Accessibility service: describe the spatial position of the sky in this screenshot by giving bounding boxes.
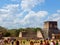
[0,0,60,29]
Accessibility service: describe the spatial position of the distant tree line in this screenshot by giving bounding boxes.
[0,26,42,37]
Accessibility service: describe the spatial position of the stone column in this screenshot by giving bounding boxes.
[37,30,43,38]
[52,34,55,39]
[19,32,22,37]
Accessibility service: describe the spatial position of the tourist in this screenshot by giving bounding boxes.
[4,39,8,44]
[56,40,58,45]
[0,39,4,45]
[11,40,14,45]
[16,40,19,45]
[50,40,53,45]
[23,41,25,44]
[7,38,11,44]
[52,40,55,45]
[40,40,43,45]
[46,39,50,45]
[58,40,60,45]
[43,40,46,45]
[50,40,55,45]
[30,41,34,45]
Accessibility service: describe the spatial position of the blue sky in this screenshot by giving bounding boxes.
[0,0,60,29]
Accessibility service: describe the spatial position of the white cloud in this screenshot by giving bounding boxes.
[16,10,48,28]
[48,13,60,21]
[23,11,48,21]
[0,0,60,29]
[0,2,48,29]
[57,10,60,13]
[0,3,60,29]
[0,9,10,13]
[0,18,3,22]
[45,10,60,29]
[21,0,45,10]
[3,4,19,13]
[0,4,20,28]
[1,0,60,29]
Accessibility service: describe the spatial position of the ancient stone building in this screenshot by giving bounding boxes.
[19,21,60,39]
[43,21,60,39]
[19,29,43,39]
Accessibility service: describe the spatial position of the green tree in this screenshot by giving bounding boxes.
[4,32,11,37]
[0,26,7,37]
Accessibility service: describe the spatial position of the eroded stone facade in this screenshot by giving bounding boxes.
[19,21,60,39]
[43,21,60,39]
[19,30,43,39]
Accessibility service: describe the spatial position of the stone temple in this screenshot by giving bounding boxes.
[19,21,60,39]
[43,21,60,39]
[19,29,43,39]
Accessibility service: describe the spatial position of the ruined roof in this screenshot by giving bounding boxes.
[44,21,57,23]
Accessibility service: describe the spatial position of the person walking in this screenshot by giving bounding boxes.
[11,40,14,45]
[58,40,60,45]
[40,40,43,45]
[50,40,54,45]
[43,40,46,45]
[30,41,34,45]
[46,40,50,45]
[52,40,55,45]
[0,39,4,45]
[16,40,19,45]
[56,40,58,45]
[50,40,55,45]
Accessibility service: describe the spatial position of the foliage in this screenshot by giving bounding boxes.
[4,32,11,37]
[0,26,42,37]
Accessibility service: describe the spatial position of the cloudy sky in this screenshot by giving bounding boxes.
[0,0,60,29]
